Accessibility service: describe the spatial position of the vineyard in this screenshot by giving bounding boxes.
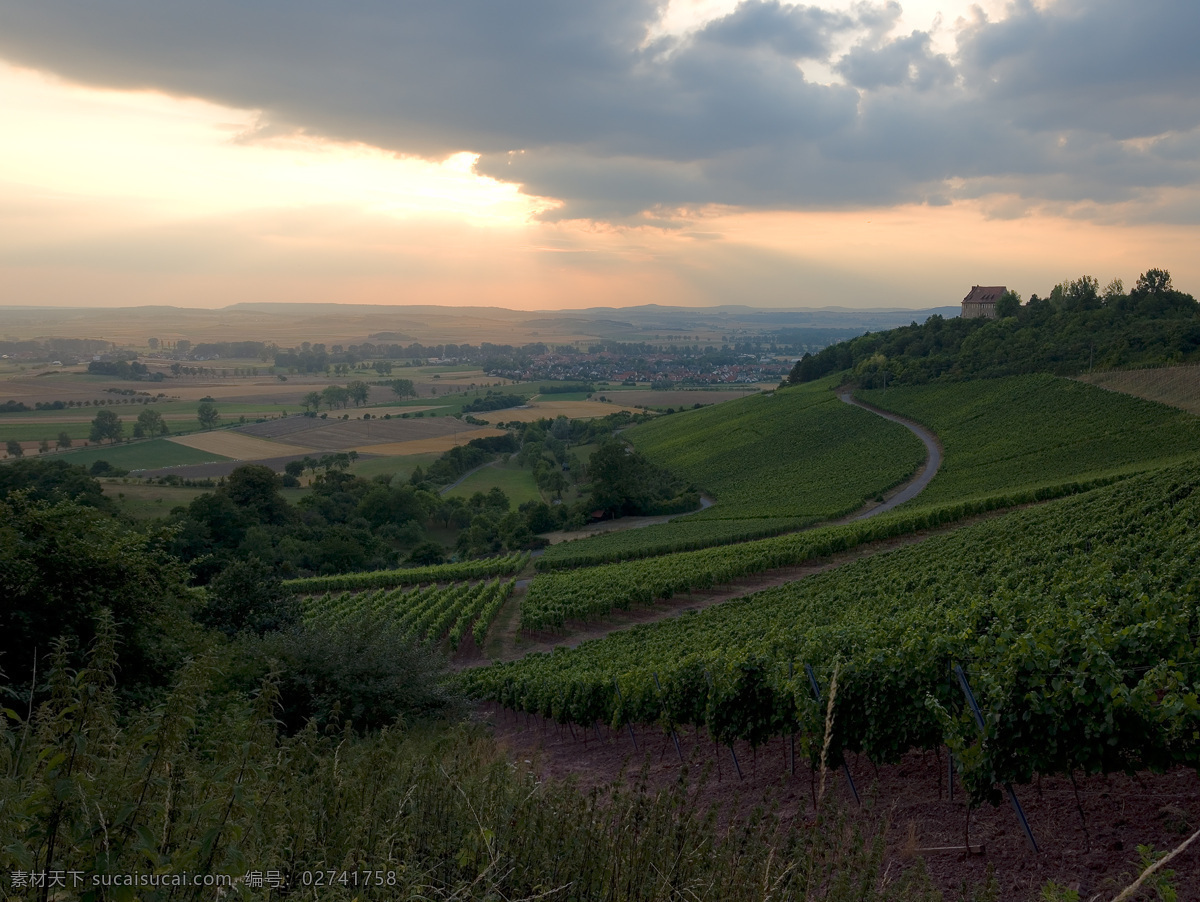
[304,578,516,649]
[530,380,925,568]
[463,458,1200,804]
[282,552,529,593]
[518,475,1124,630]
[535,516,805,570]
[858,373,1200,506]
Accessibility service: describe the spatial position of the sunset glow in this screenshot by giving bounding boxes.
[1,0,1198,310]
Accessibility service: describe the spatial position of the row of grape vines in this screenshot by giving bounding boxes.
[520,475,1123,630]
[283,552,529,594]
[536,517,806,570]
[304,578,516,649]
[466,459,1200,803]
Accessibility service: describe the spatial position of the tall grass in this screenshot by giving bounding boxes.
[1,619,940,901]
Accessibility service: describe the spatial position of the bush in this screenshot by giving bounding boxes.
[263,614,460,733]
[196,557,299,637]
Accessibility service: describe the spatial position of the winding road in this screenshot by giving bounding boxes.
[837,390,942,519]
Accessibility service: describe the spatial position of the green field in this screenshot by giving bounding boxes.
[49,439,230,470]
[858,373,1200,507]
[0,417,227,443]
[446,460,542,506]
[466,458,1200,801]
[350,452,442,482]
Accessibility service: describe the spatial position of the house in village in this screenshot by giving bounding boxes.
[961,285,1007,319]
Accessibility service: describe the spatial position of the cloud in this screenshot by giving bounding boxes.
[0,0,1197,221]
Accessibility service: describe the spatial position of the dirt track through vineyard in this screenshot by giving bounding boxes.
[473,389,947,663]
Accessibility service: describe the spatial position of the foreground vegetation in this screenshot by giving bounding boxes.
[468,459,1200,805]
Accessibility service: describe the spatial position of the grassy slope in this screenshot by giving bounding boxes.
[858,373,1200,507]
[629,379,925,520]
[446,460,542,506]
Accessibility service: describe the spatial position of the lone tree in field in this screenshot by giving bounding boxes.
[390,378,416,400]
[89,409,124,444]
[347,380,370,407]
[134,408,169,438]
[57,431,72,449]
[197,401,220,430]
[6,438,23,458]
[302,390,322,413]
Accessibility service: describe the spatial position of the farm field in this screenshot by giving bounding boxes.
[1078,363,1200,415]
[283,551,530,593]
[302,578,516,651]
[608,388,759,407]
[46,438,231,470]
[465,458,1200,801]
[169,431,311,459]
[354,428,507,455]
[472,398,638,423]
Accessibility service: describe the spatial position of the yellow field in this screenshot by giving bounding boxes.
[354,427,507,455]
[474,400,638,423]
[169,432,312,459]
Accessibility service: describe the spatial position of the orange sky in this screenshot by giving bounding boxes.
[2,0,1198,311]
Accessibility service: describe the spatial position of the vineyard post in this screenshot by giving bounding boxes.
[653,672,684,763]
[788,663,796,775]
[557,691,578,741]
[703,668,743,779]
[612,679,639,752]
[947,665,955,802]
[954,665,1040,854]
[804,664,860,805]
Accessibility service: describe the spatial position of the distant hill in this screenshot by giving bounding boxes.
[789,269,1200,387]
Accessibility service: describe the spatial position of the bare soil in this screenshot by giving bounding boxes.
[477,701,1200,901]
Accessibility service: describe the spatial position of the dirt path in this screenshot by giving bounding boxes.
[837,389,943,517]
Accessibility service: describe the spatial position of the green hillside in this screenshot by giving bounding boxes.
[789,269,1200,387]
[522,373,1200,624]
[538,380,926,567]
[858,373,1200,506]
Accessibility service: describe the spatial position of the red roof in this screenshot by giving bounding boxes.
[963,285,1006,303]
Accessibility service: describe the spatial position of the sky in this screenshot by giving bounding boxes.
[1,0,1198,311]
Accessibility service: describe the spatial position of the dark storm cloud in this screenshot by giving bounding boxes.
[0,0,1197,219]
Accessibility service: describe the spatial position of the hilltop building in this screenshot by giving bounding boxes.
[961,285,1007,319]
